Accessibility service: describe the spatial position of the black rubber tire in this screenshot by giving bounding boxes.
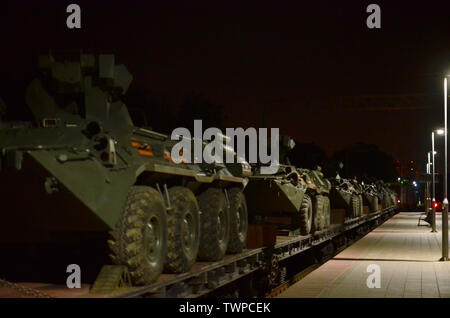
[294,194,313,236]
[164,186,200,273]
[350,194,359,218]
[373,196,379,212]
[382,195,389,209]
[358,194,364,216]
[312,195,325,233]
[197,188,230,261]
[226,188,248,254]
[391,195,396,207]
[377,195,383,209]
[369,196,379,213]
[108,186,167,285]
[323,196,331,229]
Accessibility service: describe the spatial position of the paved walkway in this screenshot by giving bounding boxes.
[279,212,450,298]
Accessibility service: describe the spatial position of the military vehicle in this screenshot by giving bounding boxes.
[361,182,379,213]
[0,54,251,285]
[375,180,396,209]
[297,167,331,232]
[329,176,361,219]
[244,163,312,234]
[244,136,331,235]
[386,184,399,209]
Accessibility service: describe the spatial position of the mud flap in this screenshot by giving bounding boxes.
[90,265,131,294]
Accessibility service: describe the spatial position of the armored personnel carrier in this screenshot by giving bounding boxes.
[297,167,331,232]
[244,137,307,234]
[329,176,361,219]
[375,180,396,209]
[361,182,379,213]
[0,54,251,285]
[245,163,312,234]
[244,136,331,235]
[386,184,399,209]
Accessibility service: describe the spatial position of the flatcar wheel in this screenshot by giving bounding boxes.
[197,188,230,261]
[164,186,200,273]
[108,186,167,285]
[226,188,248,254]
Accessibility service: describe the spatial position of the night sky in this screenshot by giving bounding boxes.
[2,0,450,171]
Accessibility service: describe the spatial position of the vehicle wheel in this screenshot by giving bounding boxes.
[377,196,382,209]
[312,195,325,232]
[226,188,248,254]
[108,186,167,285]
[164,186,200,273]
[293,194,313,236]
[350,194,359,218]
[358,195,364,216]
[370,196,379,213]
[197,188,230,261]
[382,195,389,209]
[372,196,379,213]
[323,196,331,228]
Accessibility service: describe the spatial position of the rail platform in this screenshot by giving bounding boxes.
[278,212,450,298]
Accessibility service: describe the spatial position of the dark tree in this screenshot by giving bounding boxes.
[123,88,176,134]
[329,143,397,181]
[176,92,225,133]
[287,143,328,170]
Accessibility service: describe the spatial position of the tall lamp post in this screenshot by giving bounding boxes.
[442,77,449,261]
[426,153,431,217]
[430,130,444,232]
[431,133,438,232]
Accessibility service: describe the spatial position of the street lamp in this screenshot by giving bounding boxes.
[426,152,431,222]
[431,132,439,232]
[442,77,449,261]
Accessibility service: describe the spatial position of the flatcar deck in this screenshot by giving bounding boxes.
[0,207,397,298]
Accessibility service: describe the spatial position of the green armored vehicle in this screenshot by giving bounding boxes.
[385,183,398,209]
[361,182,379,213]
[329,176,361,219]
[375,180,396,209]
[297,167,331,232]
[0,54,250,285]
[245,163,312,234]
[244,136,331,235]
